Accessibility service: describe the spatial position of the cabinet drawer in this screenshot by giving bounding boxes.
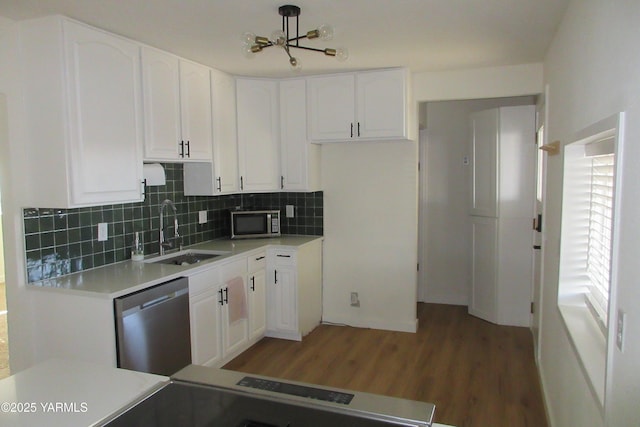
[248,252,267,272]
[271,250,297,266]
[188,267,220,295]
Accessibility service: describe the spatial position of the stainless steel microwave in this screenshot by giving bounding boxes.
[230,210,281,239]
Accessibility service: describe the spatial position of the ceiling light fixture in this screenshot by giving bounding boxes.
[242,4,348,70]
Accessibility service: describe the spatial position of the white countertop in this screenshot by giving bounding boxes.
[0,359,167,427]
[28,236,322,299]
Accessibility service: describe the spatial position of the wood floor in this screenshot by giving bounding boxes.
[224,303,548,427]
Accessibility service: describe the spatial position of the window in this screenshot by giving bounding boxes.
[557,113,623,406]
[584,140,615,329]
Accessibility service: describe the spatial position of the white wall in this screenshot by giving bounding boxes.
[413,63,543,102]
[539,1,640,426]
[322,141,419,332]
[0,17,37,373]
[419,97,535,306]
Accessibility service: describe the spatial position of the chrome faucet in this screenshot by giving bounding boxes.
[159,199,182,255]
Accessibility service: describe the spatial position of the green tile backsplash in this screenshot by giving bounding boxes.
[23,163,323,282]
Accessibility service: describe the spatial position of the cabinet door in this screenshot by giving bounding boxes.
[189,268,223,366]
[248,268,267,340]
[180,60,213,160]
[236,78,280,191]
[220,259,249,357]
[189,290,223,366]
[356,69,407,139]
[307,74,355,141]
[211,69,239,193]
[141,47,182,160]
[64,21,144,206]
[469,216,498,324]
[470,108,499,217]
[280,79,308,190]
[270,266,297,333]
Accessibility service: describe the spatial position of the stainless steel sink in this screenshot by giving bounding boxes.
[145,250,229,266]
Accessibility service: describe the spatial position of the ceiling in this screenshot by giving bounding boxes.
[0,0,569,78]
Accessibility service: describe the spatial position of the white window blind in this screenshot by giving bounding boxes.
[584,138,615,328]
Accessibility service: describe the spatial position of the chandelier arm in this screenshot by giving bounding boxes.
[286,34,309,43]
[287,44,328,53]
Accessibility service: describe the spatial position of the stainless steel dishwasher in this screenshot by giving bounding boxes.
[114,277,191,376]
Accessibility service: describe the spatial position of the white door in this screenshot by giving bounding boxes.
[470,109,499,217]
[469,216,498,323]
[532,120,546,353]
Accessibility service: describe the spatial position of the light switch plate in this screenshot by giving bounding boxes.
[97,223,108,241]
[198,210,207,224]
[286,205,295,218]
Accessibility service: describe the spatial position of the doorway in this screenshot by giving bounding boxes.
[417,96,538,309]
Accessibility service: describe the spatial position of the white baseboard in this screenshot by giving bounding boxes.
[322,314,418,333]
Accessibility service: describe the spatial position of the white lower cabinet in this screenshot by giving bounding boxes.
[268,250,298,337]
[188,267,223,367]
[247,252,267,340]
[266,240,322,341]
[219,258,250,358]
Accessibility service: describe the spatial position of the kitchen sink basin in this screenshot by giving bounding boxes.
[145,250,229,266]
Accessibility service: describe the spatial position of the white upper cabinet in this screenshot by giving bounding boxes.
[279,78,321,191]
[236,78,280,192]
[179,60,213,160]
[182,70,240,196]
[356,69,408,139]
[141,48,181,160]
[141,47,212,161]
[307,68,409,142]
[211,69,239,193]
[20,16,144,208]
[307,74,355,141]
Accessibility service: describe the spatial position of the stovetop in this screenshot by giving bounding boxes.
[99,365,435,427]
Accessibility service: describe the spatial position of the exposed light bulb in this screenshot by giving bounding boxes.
[335,47,349,62]
[241,44,256,59]
[317,24,334,41]
[289,56,302,70]
[270,30,287,46]
[241,32,257,45]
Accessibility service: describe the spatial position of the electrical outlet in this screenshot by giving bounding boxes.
[97,223,108,241]
[198,210,207,224]
[616,309,626,351]
[350,292,360,307]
